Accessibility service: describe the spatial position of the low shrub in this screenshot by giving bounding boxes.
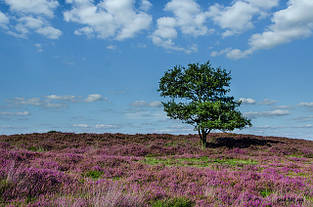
[151,197,194,207]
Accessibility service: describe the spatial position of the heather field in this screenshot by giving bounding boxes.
[0,132,313,207]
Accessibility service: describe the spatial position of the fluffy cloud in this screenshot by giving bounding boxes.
[261,98,277,105]
[207,0,279,37]
[250,124,313,130]
[0,11,9,29]
[299,102,313,107]
[2,0,62,39]
[131,100,162,107]
[7,94,104,108]
[36,26,62,39]
[140,0,152,11]
[64,0,152,40]
[0,111,30,116]
[73,123,89,128]
[244,109,290,119]
[223,0,313,59]
[46,95,76,101]
[125,111,167,120]
[294,115,313,122]
[9,97,65,108]
[11,97,42,106]
[95,124,117,129]
[34,43,43,52]
[106,45,117,50]
[84,94,104,103]
[152,0,209,53]
[73,123,117,129]
[239,97,256,104]
[4,0,59,18]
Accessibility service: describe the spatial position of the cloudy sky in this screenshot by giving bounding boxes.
[0,0,313,140]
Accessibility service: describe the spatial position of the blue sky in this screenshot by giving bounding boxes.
[0,0,313,140]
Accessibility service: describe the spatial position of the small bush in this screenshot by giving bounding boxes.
[2,167,69,201]
[0,179,12,201]
[84,170,103,179]
[260,188,272,197]
[151,197,194,207]
[47,131,58,133]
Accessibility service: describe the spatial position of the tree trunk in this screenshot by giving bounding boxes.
[198,129,207,148]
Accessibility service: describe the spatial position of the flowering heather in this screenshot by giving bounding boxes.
[0,132,312,206]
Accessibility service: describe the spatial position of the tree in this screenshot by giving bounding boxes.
[158,61,251,148]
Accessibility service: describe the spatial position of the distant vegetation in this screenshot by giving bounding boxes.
[0,132,313,206]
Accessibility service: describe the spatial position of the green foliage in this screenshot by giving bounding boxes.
[83,170,103,179]
[143,156,257,168]
[28,146,46,152]
[47,130,58,133]
[158,61,251,147]
[151,197,194,207]
[260,188,273,197]
[212,158,258,166]
[0,179,9,198]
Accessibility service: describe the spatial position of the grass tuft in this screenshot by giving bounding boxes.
[151,197,194,207]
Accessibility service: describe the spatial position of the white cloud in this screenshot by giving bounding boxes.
[299,102,313,107]
[131,100,147,107]
[74,26,94,37]
[106,45,117,50]
[43,102,66,108]
[34,43,43,52]
[73,123,89,128]
[140,0,152,11]
[294,115,313,122]
[210,48,231,57]
[73,123,117,129]
[250,124,313,129]
[149,101,162,107]
[225,0,313,59]
[244,109,290,119]
[46,94,76,101]
[9,97,67,108]
[15,16,55,39]
[11,97,42,106]
[0,111,30,116]
[207,0,279,37]
[84,94,103,103]
[36,26,62,39]
[64,0,152,40]
[131,100,162,107]
[0,11,9,29]
[275,105,290,109]
[125,111,167,120]
[165,0,208,36]
[8,94,105,108]
[4,0,59,18]
[261,98,277,105]
[95,124,117,129]
[152,0,209,53]
[2,0,62,39]
[239,97,256,104]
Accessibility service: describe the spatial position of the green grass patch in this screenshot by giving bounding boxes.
[287,154,304,158]
[83,170,103,179]
[212,158,258,166]
[28,146,46,152]
[260,188,272,197]
[0,179,9,198]
[143,156,257,168]
[151,197,194,207]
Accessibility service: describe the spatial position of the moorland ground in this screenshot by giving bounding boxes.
[0,132,313,206]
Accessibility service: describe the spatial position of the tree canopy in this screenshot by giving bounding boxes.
[158,61,251,147]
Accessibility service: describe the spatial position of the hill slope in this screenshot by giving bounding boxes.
[0,132,312,206]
